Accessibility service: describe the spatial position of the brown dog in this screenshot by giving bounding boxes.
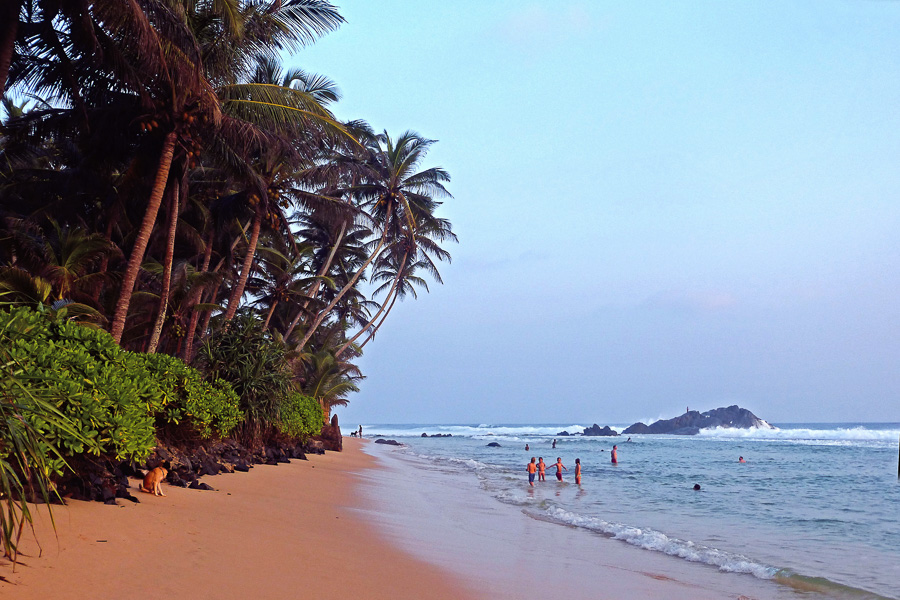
[140,467,168,496]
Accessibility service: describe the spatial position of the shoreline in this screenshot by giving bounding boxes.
[2,438,476,600]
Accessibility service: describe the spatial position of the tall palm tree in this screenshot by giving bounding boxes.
[297,130,451,350]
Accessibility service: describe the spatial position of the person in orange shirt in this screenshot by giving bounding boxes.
[552,457,567,482]
[537,457,547,482]
[574,458,582,485]
[526,457,537,486]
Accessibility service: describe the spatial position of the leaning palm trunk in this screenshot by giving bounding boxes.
[261,298,279,330]
[335,251,407,358]
[181,229,214,361]
[110,131,178,343]
[359,289,400,351]
[283,221,346,340]
[222,208,262,323]
[296,212,391,351]
[147,182,179,353]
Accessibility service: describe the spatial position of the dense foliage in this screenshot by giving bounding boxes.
[0,0,455,421]
[0,1,456,558]
[0,307,242,466]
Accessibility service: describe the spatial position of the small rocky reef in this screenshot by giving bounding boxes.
[582,424,619,437]
[622,405,773,436]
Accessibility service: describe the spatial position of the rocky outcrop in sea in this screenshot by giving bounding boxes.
[622,405,773,436]
[582,424,619,436]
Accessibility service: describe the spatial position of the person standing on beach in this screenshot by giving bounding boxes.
[527,457,537,486]
[553,457,567,481]
[575,458,582,485]
[538,457,547,482]
[611,445,618,464]
[358,425,363,438]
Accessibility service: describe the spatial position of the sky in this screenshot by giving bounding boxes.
[286,1,900,425]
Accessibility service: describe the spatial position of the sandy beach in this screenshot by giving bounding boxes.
[4,438,799,600]
[3,438,476,600]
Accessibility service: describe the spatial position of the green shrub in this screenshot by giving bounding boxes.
[0,306,158,465]
[197,314,293,441]
[141,353,242,439]
[278,393,324,440]
[0,307,243,471]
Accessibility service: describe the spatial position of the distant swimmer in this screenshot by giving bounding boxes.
[626,437,632,443]
[553,457,567,482]
[527,457,537,487]
[538,457,547,482]
[525,443,530,451]
[611,445,618,464]
[552,438,557,449]
[693,483,701,491]
[575,458,582,485]
[739,456,746,463]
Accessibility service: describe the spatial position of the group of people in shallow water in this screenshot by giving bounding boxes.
[527,457,581,486]
[525,443,621,487]
[524,440,748,488]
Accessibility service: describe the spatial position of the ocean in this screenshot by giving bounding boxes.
[359,423,900,600]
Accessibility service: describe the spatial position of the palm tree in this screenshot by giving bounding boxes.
[297,130,451,351]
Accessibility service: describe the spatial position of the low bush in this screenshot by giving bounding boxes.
[277,393,324,440]
[0,307,243,470]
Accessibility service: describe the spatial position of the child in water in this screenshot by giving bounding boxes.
[538,457,546,482]
[526,457,537,486]
[553,457,567,481]
[575,458,582,485]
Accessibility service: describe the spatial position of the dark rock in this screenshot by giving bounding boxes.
[486,442,502,447]
[557,430,570,436]
[421,433,428,437]
[622,405,774,435]
[234,462,250,472]
[374,439,401,446]
[189,481,214,491]
[582,424,619,437]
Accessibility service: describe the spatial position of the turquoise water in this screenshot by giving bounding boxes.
[362,423,900,599]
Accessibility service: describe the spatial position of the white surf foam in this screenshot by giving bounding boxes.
[543,506,780,580]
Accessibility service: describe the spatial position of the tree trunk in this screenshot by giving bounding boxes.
[110,131,177,344]
[222,207,261,323]
[283,221,346,340]
[358,275,401,351]
[0,1,22,100]
[147,181,179,354]
[182,229,214,361]
[297,209,391,351]
[261,298,279,330]
[335,251,407,358]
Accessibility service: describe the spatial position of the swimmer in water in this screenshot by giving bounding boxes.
[527,457,537,486]
[575,458,582,485]
[525,443,530,451]
[739,456,746,463]
[611,444,618,464]
[552,457,567,482]
[538,457,546,482]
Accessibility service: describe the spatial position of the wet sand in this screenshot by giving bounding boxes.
[3,438,476,599]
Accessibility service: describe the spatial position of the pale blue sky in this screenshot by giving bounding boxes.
[288,1,900,424]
